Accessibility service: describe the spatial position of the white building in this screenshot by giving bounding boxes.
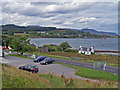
[78,46,94,55]
[0,45,2,57]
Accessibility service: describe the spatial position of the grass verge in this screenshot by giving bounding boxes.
[2,63,118,88]
[8,54,34,59]
[55,62,119,81]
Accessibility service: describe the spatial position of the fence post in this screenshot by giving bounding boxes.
[103,61,106,70]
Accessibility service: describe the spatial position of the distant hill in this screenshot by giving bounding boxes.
[80,29,119,36]
[1,24,118,38]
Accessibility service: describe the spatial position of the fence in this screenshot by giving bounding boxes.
[93,62,106,70]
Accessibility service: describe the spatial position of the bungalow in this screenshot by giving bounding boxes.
[78,46,94,55]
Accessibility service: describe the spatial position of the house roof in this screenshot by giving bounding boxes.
[82,47,87,51]
[79,47,93,51]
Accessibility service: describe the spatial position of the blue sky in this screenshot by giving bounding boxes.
[0,0,118,33]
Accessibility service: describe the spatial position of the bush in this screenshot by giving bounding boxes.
[64,48,78,53]
[60,42,71,50]
[40,44,60,52]
[57,46,63,51]
[48,46,58,52]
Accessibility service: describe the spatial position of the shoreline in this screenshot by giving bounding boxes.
[94,50,120,53]
[29,37,118,39]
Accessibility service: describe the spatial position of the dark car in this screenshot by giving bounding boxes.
[40,58,55,65]
[19,65,39,73]
[33,56,46,62]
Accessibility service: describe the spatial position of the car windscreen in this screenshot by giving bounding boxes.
[33,66,38,69]
[48,59,53,61]
[38,56,46,59]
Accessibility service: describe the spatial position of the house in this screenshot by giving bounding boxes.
[78,46,94,55]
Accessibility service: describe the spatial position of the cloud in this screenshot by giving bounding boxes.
[79,17,97,23]
[1,2,118,33]
[1,0,119,2]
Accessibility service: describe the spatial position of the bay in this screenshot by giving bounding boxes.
[30,38,119,51]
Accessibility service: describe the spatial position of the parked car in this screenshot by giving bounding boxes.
[33,56,46,62]
[40,58,55,65]
[19,64,39,73]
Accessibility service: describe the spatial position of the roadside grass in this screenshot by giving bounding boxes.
[80,60,120,67]
[25,52,71,60]
[108,64,120,67]
[47,52,119,64]
[55,62,119,81]
[8,54,34,59]
[37,52,119,67]
[9,52,119,67]
[8,54,29,58]
[2,64,118,88]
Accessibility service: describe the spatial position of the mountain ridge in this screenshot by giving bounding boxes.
[1,24,119,36]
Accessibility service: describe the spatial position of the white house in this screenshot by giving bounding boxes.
[0,45,2,57]
[78,46,94,55]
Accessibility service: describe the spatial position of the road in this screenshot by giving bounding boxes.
[54,58,119,75]
[1,56,99,82]
[8,52,119,75]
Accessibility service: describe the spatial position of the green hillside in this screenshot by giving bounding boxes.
[1,24,113,38]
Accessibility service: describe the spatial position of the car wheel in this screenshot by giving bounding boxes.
[45,63,48,65]
[19,67,21,69]
[32,71,35,73]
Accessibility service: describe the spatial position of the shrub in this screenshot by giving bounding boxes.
[57,46,63,51]
[60,42,71,50]
[48,46,58,52]
[64,48,78,53]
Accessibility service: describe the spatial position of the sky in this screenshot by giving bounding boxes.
[0,0,119,34]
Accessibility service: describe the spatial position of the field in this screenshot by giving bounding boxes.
[2,64,118,88]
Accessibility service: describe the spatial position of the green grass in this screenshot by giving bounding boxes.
[39,74,65,88]
[80,60,120,67]
[55,62,119,81]
[2,63,118,88]
[26,52,71,60]
[108,64,120,67]
[8,54,34,59]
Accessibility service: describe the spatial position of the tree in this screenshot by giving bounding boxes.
[10,36,36,55]
[60,42,71,50]
[2,35,13,47]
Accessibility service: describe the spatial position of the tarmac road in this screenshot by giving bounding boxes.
[0,55,119,82]
[1,56,100,82]
[54,58,119,75]
[8,52,119,75]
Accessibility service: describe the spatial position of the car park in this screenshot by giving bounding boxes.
[19,64,39,73]
[33,56,46,62]
[40,58,55,65]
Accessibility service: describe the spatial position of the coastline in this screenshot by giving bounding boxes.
[30,38,119,54]
[94,50,120,53]
[29,37,118,39]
